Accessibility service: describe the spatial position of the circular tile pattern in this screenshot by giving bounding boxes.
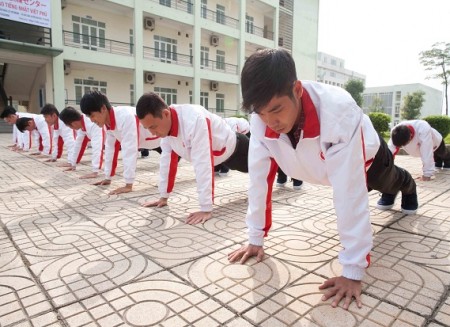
[124,301,168,326]
[79,260,113,275]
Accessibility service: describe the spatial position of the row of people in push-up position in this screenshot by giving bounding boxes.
[2,48,450,310]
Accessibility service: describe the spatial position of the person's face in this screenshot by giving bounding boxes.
[4,114,18,124]
[139,109,172,137]
[67,120,82,130]
[44,113,58,126]
[87,105,109,128]
[257,80,303,134]
[25,120,34,132]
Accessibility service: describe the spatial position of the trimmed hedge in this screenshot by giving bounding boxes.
[368,112,391,134]
[424,115,450,139]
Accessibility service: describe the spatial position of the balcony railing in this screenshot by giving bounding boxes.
[65,99,132,106]
[0,20,51,46]
[63,30,133,56]
[143,47,193,67]
[201,59,238,75]
[247,24,274,41]
[148,0,194,14]
[207,108,240,118]
[203,8,239,29]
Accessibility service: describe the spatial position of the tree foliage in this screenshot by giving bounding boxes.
[344,79,365,107]
[369,96,384,113]
[424,115,450,139]
[368,112,391,134]
[419,42,450,115]
[401,91,425,120]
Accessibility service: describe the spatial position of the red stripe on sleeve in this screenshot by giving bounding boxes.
[110,140,121,177]
[206,118,215,202]
[167,151,179,193]
[77,136,90,164]
[57,136,64,159]
[263,158,278,237]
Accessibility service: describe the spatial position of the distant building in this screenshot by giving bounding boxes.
[316,52,365,88]
[362,84,443,125]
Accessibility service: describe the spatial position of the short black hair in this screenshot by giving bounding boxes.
[80,90,112,115]
[0,106,17,119]
[40,103,59,116]
[241,48,297,113]
[391,125,411,147]
[59,106,82,126]
[136,92,168,119]
[16,117,33,133]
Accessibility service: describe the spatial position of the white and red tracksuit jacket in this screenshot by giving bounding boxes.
[70,113,105,173]
[159,104,237,212]
[104,106,160,184]
[31,114,52,155]
[51,118,76,164]
[247,81,381,280]
[225,117,250,134]
[388,120,442,177]
[13,112,35,151]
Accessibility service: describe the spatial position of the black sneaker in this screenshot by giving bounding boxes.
[435,162,443,169]
[401,193,418,215]
[276,176,287,187]
[376,193,397,210]
[293,179,303,190]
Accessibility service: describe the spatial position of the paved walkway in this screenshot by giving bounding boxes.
[0,134,449,327]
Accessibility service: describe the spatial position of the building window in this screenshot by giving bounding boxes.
[201,46,209,67]
[200,91,209,109]
[187,0,193,14]
[155,87,177,105]
[396,91,401,102]
[216,50,225,70]
[216,5,225,24]
[129,29,133,54]
[216,93,224,113]
[201,0,207,18]
[155,36,177,63]
[189,90,192,104]
[331,59,336,66]
[159,0,171,7]
[74,78,107,104]
[246,14,254,34]
[130,84,134,106]
[279,0,285,6]
[189,43,193,65]
[72,15,106,50]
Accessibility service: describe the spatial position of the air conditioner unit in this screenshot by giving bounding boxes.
[144,17,155,31]
[210,35,219,47]
[210,81,219,91]
[144,72,156,84]
[63,62,71,75]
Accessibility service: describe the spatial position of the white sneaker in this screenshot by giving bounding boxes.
[219,172,229,177]
[293,185,302,191]
[276,182,286,187]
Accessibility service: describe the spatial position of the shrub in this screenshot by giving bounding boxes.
[368,112,391,134]
[424,115,450,139]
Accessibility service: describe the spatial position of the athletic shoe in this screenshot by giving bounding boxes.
[219,172,229,177]
[293,179,303,190]
[401,193,418,215]
[276,176,287,187]
[376,193,396,210]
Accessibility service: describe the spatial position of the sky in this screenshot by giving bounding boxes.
[318,0,450,92]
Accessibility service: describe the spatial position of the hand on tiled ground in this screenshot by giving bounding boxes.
[93,179,111,186]
[319,276,362,310]
[418,175,431,181]
[63,166,76,172]
[57,162,72,167]
[44,158,57,162]
[228,244,265,264]
[142,197,168,208]
[109,184,133,195]
[186,211,212,224]
[79,172,99,179]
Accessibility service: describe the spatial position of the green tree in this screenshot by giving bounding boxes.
[368,112,391,134]
[344,79,365,107]
[401,91,425,120]
[419,42,450,116]
[369,96,384,113]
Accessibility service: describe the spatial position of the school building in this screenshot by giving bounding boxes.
[0,0,320,119]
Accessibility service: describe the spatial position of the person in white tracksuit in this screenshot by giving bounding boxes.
[16,115,53,156]
[1,106,34,151]
[136,92,250,225]
[388,120,450,180]
[80,91,161,195]
[59,106,105,179]
[41,104,76,166]
[228,48,418,310]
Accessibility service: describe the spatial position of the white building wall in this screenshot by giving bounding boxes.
[317,51,365,87]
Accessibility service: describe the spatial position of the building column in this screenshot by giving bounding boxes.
[51,0,65,110]
[192,0,201,104]
[134,0,144,102]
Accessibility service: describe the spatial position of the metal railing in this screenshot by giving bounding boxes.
[247,24,274,40]
[207,108,241,118]
[203,8,239,29]
[0,20,51,46]
[147,0,194,14]
[63,31,133,56]
[65,99,132,107]
[143,47,193,67]
[200,59,238,74]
